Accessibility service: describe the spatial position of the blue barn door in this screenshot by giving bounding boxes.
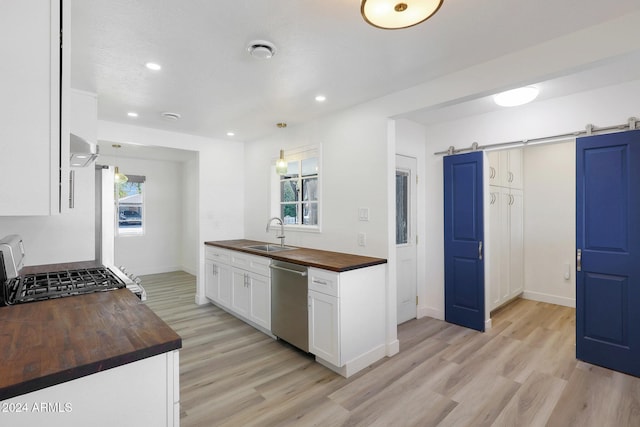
[576,129,640,376]
[444,151,485,331]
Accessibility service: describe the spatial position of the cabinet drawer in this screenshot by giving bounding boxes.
[205,246,231,264]
[308,268,339,297]
[231,252,271,277]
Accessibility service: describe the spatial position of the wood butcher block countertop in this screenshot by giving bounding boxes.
[0,262,182,401]
[205,239,387,272]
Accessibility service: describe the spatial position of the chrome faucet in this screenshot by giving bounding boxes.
[266,217,285,247]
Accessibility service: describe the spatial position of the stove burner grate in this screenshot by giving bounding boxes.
[6,267,126,304]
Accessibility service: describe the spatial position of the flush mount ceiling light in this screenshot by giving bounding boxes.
[161,112,181,121]
[145,62,162,71]
[315,95,327,102]
[247,40,277,60]
[361,0,443,29]
[493,86,540,107]
[127,112,138,118]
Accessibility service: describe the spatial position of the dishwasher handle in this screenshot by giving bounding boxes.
[269,264,308,277]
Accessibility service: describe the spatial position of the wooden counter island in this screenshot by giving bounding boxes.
[0,287,181,427]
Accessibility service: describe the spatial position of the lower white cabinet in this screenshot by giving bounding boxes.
[308,290,340,365]
[307,265,387,377]
[488,186,524,310]
[205,246,270,332]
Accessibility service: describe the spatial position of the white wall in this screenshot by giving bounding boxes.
[97,121,244,303]
[181,156,198,275]
[522,140,576,307]
[99,155,185,276]
[243,105,389,257]
[0,90,96,266]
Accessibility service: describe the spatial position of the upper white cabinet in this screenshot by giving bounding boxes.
[0,0,70,215]
[488,148,523,189]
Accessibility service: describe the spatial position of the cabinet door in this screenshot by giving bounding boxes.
[487,151,501,186]
[217,263,232,307]
[507,149,523,189]
[499,188,511,302]
[0,0,68,215]
[248,273,270,330]
[488,188,503,310]
[509,189,524,297]
[205,260,217,301]
[231,269,250,317]
[308,290,340,366]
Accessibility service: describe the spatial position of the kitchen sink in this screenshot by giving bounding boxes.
[244,244,298,253]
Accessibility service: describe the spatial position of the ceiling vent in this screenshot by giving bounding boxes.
[247,40,277,60]
[161,112,181,121]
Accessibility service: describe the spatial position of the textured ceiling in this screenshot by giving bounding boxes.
[71,0,640,142]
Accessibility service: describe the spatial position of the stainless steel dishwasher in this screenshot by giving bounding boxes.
[270,260,309,352]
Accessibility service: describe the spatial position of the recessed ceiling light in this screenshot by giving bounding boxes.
[226,131,235,137]
[127,112,138,118]
[145,62,162,71]
[161,112,181,121]
[315,95,326,102]
[493,86,539,107]
[247,40,277,60]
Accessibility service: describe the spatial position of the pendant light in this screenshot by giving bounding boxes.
[275,123,288,175]
[114,166,128,184]
[361,0,443,30]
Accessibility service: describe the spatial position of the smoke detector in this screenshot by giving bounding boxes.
[247,40,277,60]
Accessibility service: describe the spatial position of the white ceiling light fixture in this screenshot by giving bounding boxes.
[493,86,540,107]
[127,112,138,118]
[145,62,162,71]
[247,40,277,60]
[315,95,326,102]
[361,0,443,30]
[226,131,235,137]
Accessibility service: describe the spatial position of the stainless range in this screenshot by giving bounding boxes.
[0,234,145,306]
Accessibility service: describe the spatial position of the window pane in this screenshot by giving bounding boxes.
[283,161,299,179]
[302,202,318,225]
[396,171,409,244]
[280,180,299,202]
[281,204,298,225]
[302,177,317,201]
[301,157,318,177]
[117,181,144,235]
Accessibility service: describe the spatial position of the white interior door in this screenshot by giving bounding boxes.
[396,155,418,324]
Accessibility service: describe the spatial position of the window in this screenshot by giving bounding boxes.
[272,146,320,229]
[116,174,145,235]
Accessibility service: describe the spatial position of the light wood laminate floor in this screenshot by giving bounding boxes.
[141,271,640,427]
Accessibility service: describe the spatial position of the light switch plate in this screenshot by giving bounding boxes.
[358,207,369,221]
[358,232,366,246]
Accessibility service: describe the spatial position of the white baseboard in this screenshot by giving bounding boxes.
[522,291,576,308]
[195,293,208,305]
[485,318,492,331]
[181,264,197,276]
[386,339,399,357]
[317,344,387,378]
[418,305,444,320]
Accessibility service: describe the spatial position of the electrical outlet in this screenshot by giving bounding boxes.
[358,232,366,246]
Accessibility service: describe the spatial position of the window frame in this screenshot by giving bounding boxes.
[116,174,146,236]
[271,145,322,232]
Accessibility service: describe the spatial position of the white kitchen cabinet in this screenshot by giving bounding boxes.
[1,351,179,427]
[488,187,524,311]
[307,264,387,377]
[0,0,70,215]
[487,148,523,189]
[308,289,340,365]
[204,246,271,333]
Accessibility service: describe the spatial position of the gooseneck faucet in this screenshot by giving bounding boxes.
[266,217,285,247]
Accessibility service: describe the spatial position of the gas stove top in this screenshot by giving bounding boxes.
[5,267,126,305]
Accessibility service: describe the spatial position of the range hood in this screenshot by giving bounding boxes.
[70,133,99,167]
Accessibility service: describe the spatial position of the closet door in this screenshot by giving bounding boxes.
[576,129,640,377]
[509,189,524,297]
[444,152,485,331]
[488,188,502,310]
